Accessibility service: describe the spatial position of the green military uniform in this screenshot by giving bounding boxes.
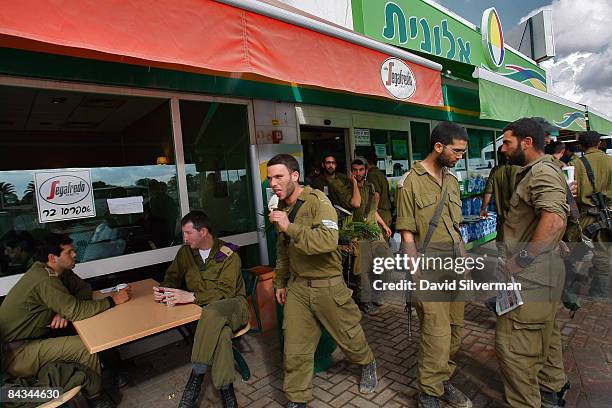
[496,155,569,408]
[395,162,465,397]
[573,149,612,297]
[310,173,354,211]
[566,152,579,165]
[161,239,249,389]
[367,166,392,227]
[0,262,113,396]
[274,186,374,403]
[484,163,520,244]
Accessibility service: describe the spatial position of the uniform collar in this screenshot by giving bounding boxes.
[584,149,604,156]
[412,161,453,177]
[518,154,552,175]
[190,238,222,260]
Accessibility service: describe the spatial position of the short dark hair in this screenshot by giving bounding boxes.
[34,233,73,262]
[321,154,338,163]
[429,122,469,151]
[579,131,601,148]
[267,154,300,174]
[545,141,565,155]
[181,211,213,234]
[351,158,366,167]
[502,118,546,151]
[364,149,377,164]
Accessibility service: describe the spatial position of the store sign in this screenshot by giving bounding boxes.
[352,0,547,90]
[481,8,505,70]
[354,128,371,146]
[380,58,417,100]
[35,169,96,223]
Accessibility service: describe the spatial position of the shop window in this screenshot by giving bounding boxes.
[467,128,496,171]
[409,121,430,164]
[179,100,255,236]
[0,86,180,276]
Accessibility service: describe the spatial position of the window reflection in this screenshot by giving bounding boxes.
[0,86,180,276]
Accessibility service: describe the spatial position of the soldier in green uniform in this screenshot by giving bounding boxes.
[310,154,361,213]
[267,154,377,408]
[496,118,570,408]
[480,147,520,258]
[349,159,392,314]
[153,211,248,408]
[0,233,130,408]
[546,141,567,168]
[364,152,393,229]
[573,131,612,298]
[395,122,472,408]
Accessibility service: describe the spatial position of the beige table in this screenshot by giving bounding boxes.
[73,279,202,354]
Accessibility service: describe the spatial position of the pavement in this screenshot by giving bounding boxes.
[109,296,612,407]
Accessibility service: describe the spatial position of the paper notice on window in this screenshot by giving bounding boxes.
[107,196,144,215]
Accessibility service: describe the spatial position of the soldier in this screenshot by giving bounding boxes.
[573,131,612,298]
[396,122,471,408]
[496,118,570,408]
[349,158,392,314]
[310,154,361,213]
[545,141,567,167]
[0,233,130,408]
[153,211,248,408]
[532,117,560,146]
[267,154,377,408]
[364,151,393,230]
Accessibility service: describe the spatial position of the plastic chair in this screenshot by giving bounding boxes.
[37,385,82,408]
[232,321,251,381]
[241,268,262,334]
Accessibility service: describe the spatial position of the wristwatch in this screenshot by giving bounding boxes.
[516,249,535,268]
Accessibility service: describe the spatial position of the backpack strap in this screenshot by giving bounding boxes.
[421,180,449,253]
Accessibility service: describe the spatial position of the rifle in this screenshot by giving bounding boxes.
[580,157,612,238]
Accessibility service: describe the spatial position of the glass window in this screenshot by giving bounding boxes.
[0,86,181,276]
[467,128,496,171]
[179,100,255,236]
[409,121,430,164]
[354,129,409,176]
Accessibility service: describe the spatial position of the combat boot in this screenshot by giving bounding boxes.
[87,394,114,408]
[286,402,306,408]
[220,383,238,408]
[441,381,472,408]
[541,381,570,408]
[359,359,378,393]
[178,370,205,408]
[417,393,441,408]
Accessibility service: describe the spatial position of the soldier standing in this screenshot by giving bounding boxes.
[573,131,612,298]
[267,154,377,408]
[364,151,393,230]
[310,154,361,213]
[0,233,130,408]
[396,122,471,408]
[154,211,248,408]
[496,118,570,408]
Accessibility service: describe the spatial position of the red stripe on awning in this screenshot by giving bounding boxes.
[0,0,443,106]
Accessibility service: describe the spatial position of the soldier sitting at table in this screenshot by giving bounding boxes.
[0,233,130,408]
[153,210,248,408]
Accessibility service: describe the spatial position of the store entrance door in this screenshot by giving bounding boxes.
[300,125,349,185]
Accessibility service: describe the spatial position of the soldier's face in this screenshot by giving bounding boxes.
[182,222,207,249]
[53,244,77,272]
[323,157,337,175]
[436,139,467,168]
[351,164,366,182]
[267,164,299,200]
[502,131,526,165]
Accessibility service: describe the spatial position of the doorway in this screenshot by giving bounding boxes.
[300,125,349,184]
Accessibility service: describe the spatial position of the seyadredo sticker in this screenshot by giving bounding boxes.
[380,57,417,100]
[35,169,96,223]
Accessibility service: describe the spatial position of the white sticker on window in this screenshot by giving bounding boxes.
[322,220,338,230]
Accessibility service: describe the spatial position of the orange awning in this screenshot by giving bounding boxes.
[0,0,444,106]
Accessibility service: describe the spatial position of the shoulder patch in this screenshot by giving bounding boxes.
[397,170,412,188]
[322,219,339,230]
[215,243,239,263]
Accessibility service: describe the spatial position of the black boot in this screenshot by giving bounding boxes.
[178,370,205,408]
[87,394,114,408]
[220,383,238,408]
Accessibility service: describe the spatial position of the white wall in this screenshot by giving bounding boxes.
[253,100,299,144]
[273,0,353,29]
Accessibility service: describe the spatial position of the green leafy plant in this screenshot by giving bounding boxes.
[338,215,382,242]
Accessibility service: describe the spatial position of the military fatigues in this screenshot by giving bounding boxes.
[367,166,392,228]
[161,239,249,389]
[395,162,465,397]
[274,186,374,403]
[573,149,612,297]
[310,173,354,211]
[496,155,569,408]
[0,262,113,396]
[484,164,520,246]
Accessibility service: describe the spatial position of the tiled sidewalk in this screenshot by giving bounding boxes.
[113,298,612,407]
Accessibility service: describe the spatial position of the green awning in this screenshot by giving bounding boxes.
[587,107,612,135]
[475,68,587,132]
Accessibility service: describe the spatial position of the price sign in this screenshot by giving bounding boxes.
[34,170,96,223]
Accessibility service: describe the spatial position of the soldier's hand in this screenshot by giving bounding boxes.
[269,210,290,232]
[505,256,522,277]
[479,208,488,218]
[569,180,577,197]
[111,287,130,305]
[50,313,68,329]
[275,288,287,305]
[152,286,165,302]
[163,288,195,305]
[382,224,392,238]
